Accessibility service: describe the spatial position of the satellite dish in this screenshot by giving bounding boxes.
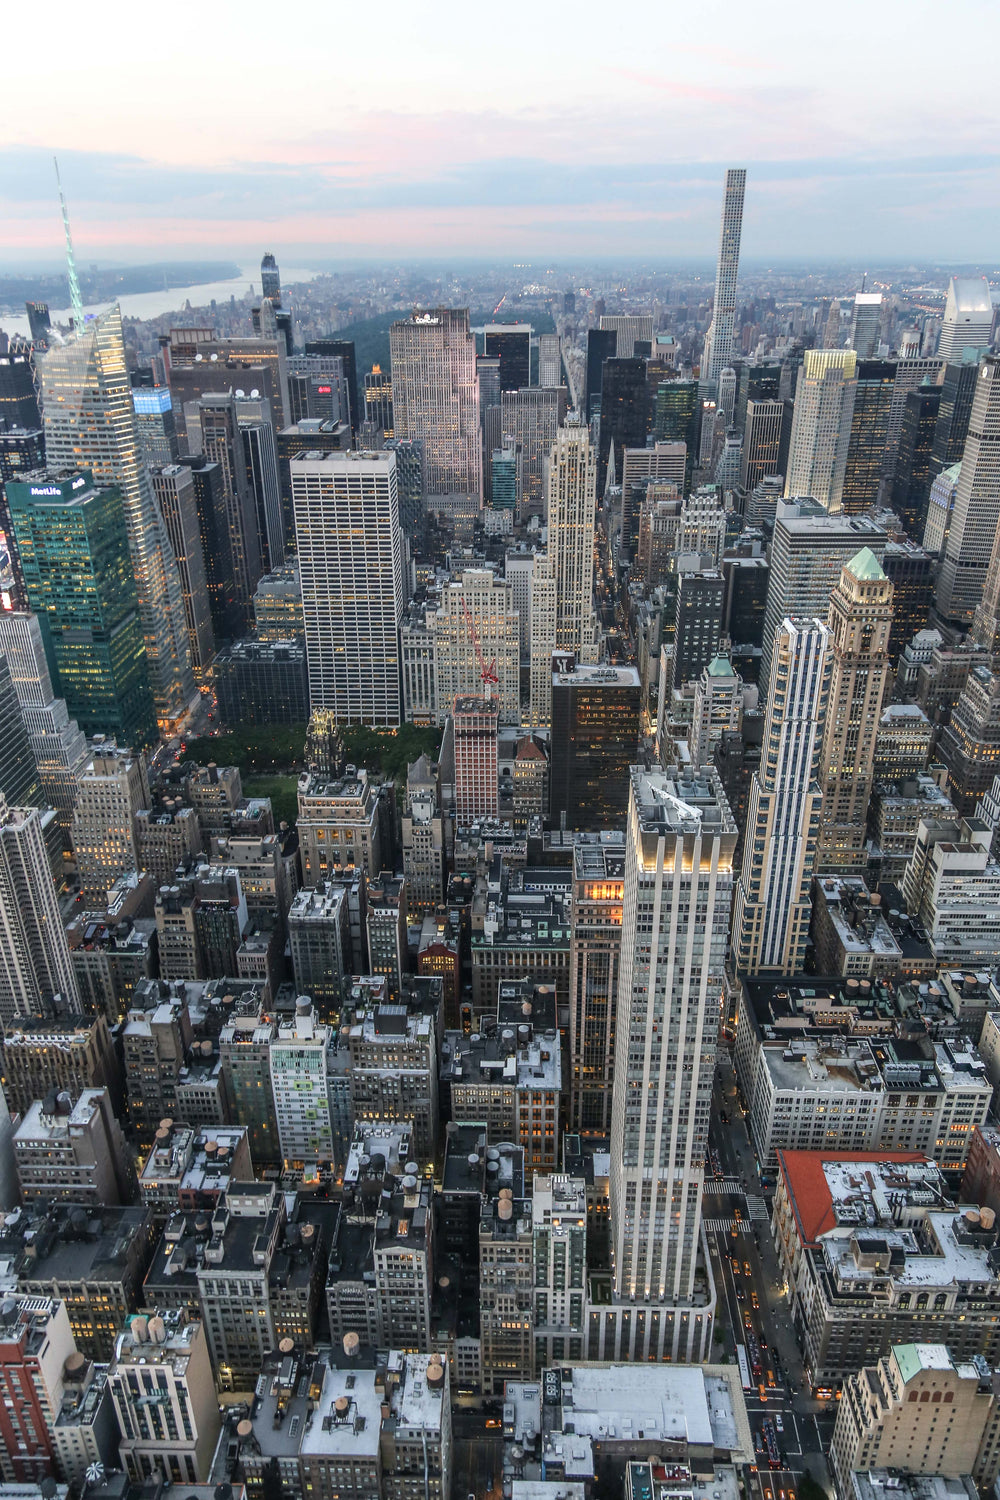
[235,388,246,400]
[250,388,260,399]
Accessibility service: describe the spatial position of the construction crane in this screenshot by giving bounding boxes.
[461,598,499,701]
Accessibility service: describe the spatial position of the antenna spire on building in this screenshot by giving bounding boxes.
[54,156,85,334]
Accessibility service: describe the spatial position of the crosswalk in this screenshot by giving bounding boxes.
[703,1177,747,1194]
[703,1217,745,1233]
[747,1194,771,1222]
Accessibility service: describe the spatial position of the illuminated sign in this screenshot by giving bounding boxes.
[317,385,332,394]
[29,486,63,496]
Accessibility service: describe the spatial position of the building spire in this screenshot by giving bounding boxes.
[54,156,85,334]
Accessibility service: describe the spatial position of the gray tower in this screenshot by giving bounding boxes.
[706,169,747,382]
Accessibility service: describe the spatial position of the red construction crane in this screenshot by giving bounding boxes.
[461,599,499,700]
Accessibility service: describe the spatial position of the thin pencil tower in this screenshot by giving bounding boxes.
[54,157,85,332]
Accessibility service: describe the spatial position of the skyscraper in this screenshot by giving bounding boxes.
[759,500,886,688]
[929,352,986,489]
[499,386,566,518]
[705,168,747,382]
[609,765,735,1354]
[537,334,562,388]
[175,456,241,642]
[483,325,531,392]
[390,309,481,502]
[585,327,616,419]
[569,831,625,1136]
[0,611,87,837]
[0,793,80,1023]
[452,695,499,824]
[0,349,41,430]
[305,338,358,433]
[733,616,832,974]
[260,251,281,303]
[195,393,263,626]
[0,654,40,810]
[599,315,654,361]
[816,550,894,871]
[236,394,285,573]
[292,450,405,726]
[785,349,859,512]
[39,305,195,728]
[150,465,215,676]
[849,292,883,358]
[549,663,641,831]
[597,358,650,496]
[740,397,787,492]
[131,382,178,466]
[841,359,896,514]
[939,277,994,361]
[891,384,942,537]
[938,356,1000,626]
[6,470,157,750]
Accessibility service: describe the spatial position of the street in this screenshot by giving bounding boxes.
[707,1047,837,1500]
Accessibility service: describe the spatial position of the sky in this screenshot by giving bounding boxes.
[2,0,999,264]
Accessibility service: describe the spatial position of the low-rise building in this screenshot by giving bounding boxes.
[0,1296,77,1482]
[138,1121,252,1221]
[14,1087,135,1206]
[771,1150,1000,1387]
[811,878,904,978]
[297,769,384,883]
[108,1309,220,1484]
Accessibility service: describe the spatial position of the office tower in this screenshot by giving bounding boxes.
[883,539,934,664]
[490,443,518,525]
[109,1310,220,1485]
[924,462,961,556]
[733,617,831,974]
[891,383,942,536]
[0,348,41,429]
[364,363,393,439]
[654,378,700,486]
[740,397,787,491]
[483,324,530,391]
[929,351,985,487]
[214,638,308,725]
[384,436,424,539]
[0,793,80,1022]
[528,553,558,727]
[939,276,994,360]
[691,655,743,768]
[597,359,650,496]
[568,832,625,1134]
[0,611,87,834]
[499,385,566,517]
[270,999,335,1170]
[453,695,499,823]
[0,654,39,808]
[41,306,195,726]
[599,315,654,361]
[549,663,641,830]
[195,393,263,624]
[169,328,290,439]
[6,470,157,749]
[72,742,149,905]
[821,299,841,348]
[175,455,241,641]
[25,301,51,347]
[585,327,616,418]
[674,566,726,688]
[432,569,521,724]
[305,338,358,432]
[287,353,350,426]
[705,167,746,381]
[737,361,783,426]
[538,333,561,387]
[236,395,285,572]
[390,309,481,501]
[150,464,215,675]
[717,365,737,426]
[850,291,883,358]
[785,349,859,512]
[14,1085,132,1205]
[816,550,894,871]
[130,381,178,465]
[882,356,944,493]
[609,767,735,1338]
[841,359,896,513]
[293,450,405,726]
[938,356,1000,625]
[260,251,281,302]
[401,755,444,915]
[760,499,887,686]
[714,428,742,491]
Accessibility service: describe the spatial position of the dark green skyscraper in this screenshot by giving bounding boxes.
[6,470,157,750]
[654,379,700,490]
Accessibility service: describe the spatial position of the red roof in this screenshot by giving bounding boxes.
[776,1150,927,1246]
[515,738,546,761]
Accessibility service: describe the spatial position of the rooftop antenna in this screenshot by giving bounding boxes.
[54,156,85,334]
[861,271,867,293]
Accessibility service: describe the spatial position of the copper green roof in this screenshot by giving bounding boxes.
[706,655,736,677]
[846,546,886,582]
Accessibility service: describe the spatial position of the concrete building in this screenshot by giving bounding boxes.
[733,618,831,975]
[0,1296,77,1482]
[297,768,384,883]
[532,1174,588,1371]
[938,357,1000,626]
[785,349,859,513]
[939,277,994,361]
[108,1309,220,1484]
[14,1087,134,1207]
[401,755,444,915]
[72,742,149,906]
[549,664,641,832]
[390,307,481,501]
[270,1000,336,1173]
[690,655,742,769]
[568,833,625,1136]
[0,801,81,1023]
[288,881,352,1017]
[771,1152,1000,1386]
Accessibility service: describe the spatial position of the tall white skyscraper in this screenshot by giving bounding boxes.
[389,308,481,501]
[939,356,1000,626]
[850,292,883,358]
[528,421,599,724]
[733,617,832,974]
[785,349,859,512]
[705,168,747,382]
[537,333,562,387]
[598,315,654,360]
[607,766,735,1358]
[38,304,196,729]
[939,278,994,362]
[292,450,406,726]
[741,398,786,491]
[0,794,80,1023]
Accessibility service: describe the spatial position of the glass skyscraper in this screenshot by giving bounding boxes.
[38,304,195,729]
[6,470,157,750]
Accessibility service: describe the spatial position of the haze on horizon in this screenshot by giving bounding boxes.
[3,0,998,264]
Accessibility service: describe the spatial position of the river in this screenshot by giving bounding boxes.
[0,264,325,340]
